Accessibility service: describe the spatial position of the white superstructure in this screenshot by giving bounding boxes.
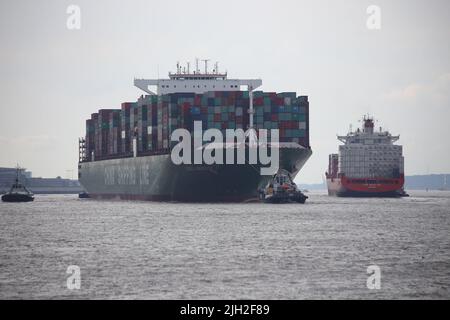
[134,59,262,96]
[337,116,404,178]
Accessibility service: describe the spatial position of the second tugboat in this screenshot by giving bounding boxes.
[259,169,308,203]
[1,167,34,202]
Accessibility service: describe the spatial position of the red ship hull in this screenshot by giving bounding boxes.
[326,175,405,197]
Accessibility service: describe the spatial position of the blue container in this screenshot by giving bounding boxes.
[191,107,201,115]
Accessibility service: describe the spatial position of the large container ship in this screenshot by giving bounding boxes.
[326,116,406,197]
[78,61,312,201]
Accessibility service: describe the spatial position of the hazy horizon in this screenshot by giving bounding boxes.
[1,0,449,183]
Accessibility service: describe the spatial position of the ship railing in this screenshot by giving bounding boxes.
[81,149,172,163]
[80,141,311,163]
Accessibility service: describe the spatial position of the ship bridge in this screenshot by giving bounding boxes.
[133,59,262,96]
[337,116,399,145]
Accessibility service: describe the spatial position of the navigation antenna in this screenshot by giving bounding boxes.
[202,59,210,74]
[214,61,219,74]
[15,164,20,184]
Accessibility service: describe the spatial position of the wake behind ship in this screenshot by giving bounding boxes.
[326,116,406,197]
[78,61,312,202]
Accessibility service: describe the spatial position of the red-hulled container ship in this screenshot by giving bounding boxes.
[326,116,407,197]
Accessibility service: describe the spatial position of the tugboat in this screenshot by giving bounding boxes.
[1,167,34,202]
[259,169,308,204]
[78,192,90,199]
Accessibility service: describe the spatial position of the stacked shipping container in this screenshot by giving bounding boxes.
[328,154,339,178]
[85,118,95,160]
[94,110,115,159]
[120,102,136,155]
[108,110,121,155]
[253,91,309,146]
[84,91,310,161]
[338,144,403,178]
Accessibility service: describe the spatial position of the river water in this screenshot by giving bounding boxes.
[0,191,449,299]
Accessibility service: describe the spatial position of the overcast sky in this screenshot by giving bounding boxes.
[0,0,449,183]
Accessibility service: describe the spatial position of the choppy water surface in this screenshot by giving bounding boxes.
[0,191,449,299]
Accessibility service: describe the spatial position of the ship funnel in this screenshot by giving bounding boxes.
[363,116,374,134]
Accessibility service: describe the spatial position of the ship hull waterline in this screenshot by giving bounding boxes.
[1,194,34,202]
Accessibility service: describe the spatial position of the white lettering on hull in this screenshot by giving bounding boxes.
[104,164,151,186]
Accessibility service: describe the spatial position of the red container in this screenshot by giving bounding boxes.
[226,97,234,106]
[121,102,133,113]
[183,102,191,109]
[254,97,264,106]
